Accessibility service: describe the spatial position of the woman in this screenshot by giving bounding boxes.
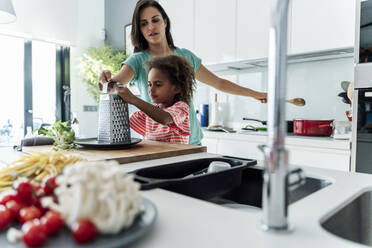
[99,0,267,145]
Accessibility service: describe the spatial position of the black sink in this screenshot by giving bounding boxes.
[133,156,331,210]
[207,166,331,209]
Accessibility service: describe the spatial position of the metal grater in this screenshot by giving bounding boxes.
[98,93,131,143]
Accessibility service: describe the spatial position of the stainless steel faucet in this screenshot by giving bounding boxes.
[259,0,291,231]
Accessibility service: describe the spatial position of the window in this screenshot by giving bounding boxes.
[0,35,70,146]
[32,41,57,129]
[0,35,24,145]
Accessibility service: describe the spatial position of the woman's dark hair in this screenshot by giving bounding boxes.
[146,55,196,105]
[131,0,175,53]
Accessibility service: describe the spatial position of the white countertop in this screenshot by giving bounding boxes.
[122,152,370,248]
[202,129,351,150]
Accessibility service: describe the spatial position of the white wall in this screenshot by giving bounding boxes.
[196,57,354,128]
[70,0,105,138]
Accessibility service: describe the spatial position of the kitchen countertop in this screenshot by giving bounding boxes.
[0,148,366,247]
[203,129,351,150]
[121,152,368,248]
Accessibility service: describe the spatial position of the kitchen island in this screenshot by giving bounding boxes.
[122,152,368,248]
[0,147,367,248]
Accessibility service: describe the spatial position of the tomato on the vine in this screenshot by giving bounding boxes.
[41,211,64,236]
[0,193,19,206]
[15,182,34,205]
[42,177,58,195]
[22,219,47,247]
[0,205,13,230]
[18,206,42,224]
[71,219,97,244]
[6,200,26,219]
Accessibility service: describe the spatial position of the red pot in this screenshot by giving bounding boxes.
[293,119,334,136]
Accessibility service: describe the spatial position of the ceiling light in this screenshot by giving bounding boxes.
[0,0,16,24]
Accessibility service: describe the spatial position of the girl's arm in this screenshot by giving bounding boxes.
[116,87,174,125]
[195,65,267,103]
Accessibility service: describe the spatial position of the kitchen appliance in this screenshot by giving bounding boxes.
[293,119,333,136]
[352,0,372,173]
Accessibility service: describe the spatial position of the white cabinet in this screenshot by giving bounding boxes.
[287,145,350,172]
[202,133,351,172]
[161,0,355,63]
[236,0,271,60]
[290,0,355,54]
[159,0,195,50]
[194,0,236,64]
[201,138,218,154]
[217,139,265,161]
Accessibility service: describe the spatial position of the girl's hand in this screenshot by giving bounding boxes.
[254,92,267,103]
[98,70,112,91]
[116,86,136,104]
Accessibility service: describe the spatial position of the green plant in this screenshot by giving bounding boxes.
[78,45,129,103]
[35,121,75,150]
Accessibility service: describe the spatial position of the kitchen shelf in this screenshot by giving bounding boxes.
[206,47,354,75]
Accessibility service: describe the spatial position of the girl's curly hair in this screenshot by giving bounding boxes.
[146,55,196,105]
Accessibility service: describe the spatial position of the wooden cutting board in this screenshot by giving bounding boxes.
[22,140,207,164]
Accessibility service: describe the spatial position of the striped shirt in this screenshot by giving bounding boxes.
[130,101,190,144]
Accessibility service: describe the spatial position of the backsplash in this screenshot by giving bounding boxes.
[193,57,354,128]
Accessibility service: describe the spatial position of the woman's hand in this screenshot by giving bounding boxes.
[98,70,112,91]
[116,86,137,104]
[254,92,267,103]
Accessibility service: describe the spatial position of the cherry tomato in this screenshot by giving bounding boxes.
[15,182,34,205]
[22,219,47,247]
[0,193,19,205]
[6,199,26,219]
[41,211,64,236]
[18,206,42,224]
[42,177,58,195]
[0,204,13,230]
[71,219,97,244]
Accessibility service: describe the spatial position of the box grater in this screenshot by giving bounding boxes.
[98,93,131,143]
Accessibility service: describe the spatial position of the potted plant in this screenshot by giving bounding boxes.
[78,45,129,103]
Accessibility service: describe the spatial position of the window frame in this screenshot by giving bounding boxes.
[22,41,71,135]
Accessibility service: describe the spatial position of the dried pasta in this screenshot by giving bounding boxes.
[0,151,84,191]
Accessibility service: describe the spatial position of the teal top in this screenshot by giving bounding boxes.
[122,47,203,145]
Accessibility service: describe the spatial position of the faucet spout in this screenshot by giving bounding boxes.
[261,0,290,231]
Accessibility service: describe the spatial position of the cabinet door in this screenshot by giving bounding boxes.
[236,0,271,60]
[290,0,355,54]
[194,0,236,64]
[201,138,218,154]
[217,139,264,160]
[159,0,195,50]
[287,145,350,171]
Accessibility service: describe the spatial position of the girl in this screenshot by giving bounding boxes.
[99,0,267,145]
[116,55,195,144]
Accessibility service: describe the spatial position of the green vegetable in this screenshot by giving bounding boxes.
[35,121,75,150]
[245,125,267,131]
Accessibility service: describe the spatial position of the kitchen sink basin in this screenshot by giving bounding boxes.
[205,166,330,210]
[134,156,331,211]
[321,190,372,246]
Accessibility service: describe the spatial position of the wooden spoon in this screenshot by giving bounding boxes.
[287,98,306,106]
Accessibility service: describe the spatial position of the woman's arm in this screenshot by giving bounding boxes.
[195,65,267,103]
[98,65,135,90]
[116,87,174,125]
